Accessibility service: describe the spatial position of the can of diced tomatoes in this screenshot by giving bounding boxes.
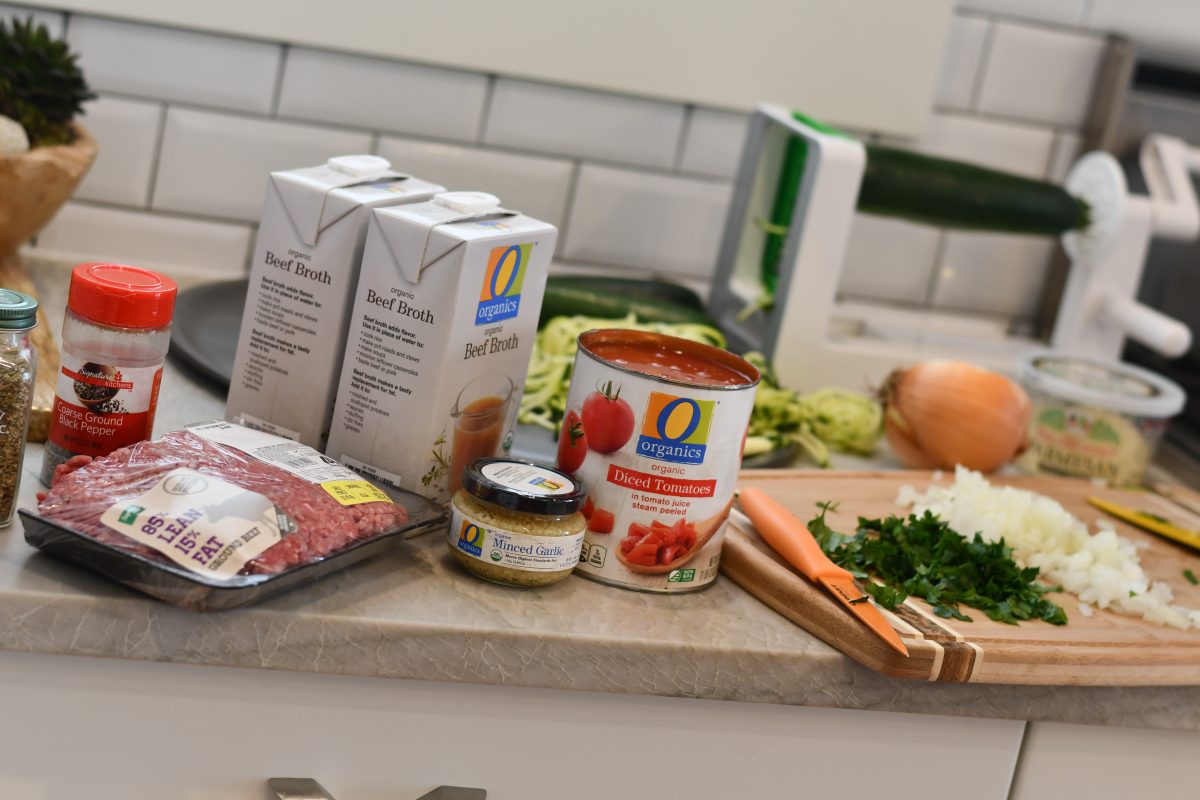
[560,329,760,593]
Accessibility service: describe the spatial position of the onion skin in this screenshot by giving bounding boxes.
[882,361,1032,473]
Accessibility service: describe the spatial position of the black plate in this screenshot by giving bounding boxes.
[20,489,446,611]
[169,279,247,387]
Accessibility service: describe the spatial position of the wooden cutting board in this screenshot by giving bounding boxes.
[722,470,1200,686]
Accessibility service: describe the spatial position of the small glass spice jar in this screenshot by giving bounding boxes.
[0,288,38,527]
[41,263,177,485]
[448,458,587,587]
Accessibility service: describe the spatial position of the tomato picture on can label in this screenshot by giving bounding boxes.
[581,380,634,454]
[564,330,759,593]
[555,409,588,474]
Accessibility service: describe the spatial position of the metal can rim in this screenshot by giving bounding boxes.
[577,328,761,392]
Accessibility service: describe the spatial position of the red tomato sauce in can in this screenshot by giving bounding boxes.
[561,329,759,593]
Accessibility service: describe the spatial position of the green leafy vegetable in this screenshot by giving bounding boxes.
[1185,569,1198,586]
[807,504,1067,626]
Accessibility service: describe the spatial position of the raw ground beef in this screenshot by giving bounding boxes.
[38,429,408,575]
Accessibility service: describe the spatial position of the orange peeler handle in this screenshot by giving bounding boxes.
[738,486,850,582]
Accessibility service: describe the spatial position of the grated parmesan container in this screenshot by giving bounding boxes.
[1016,351,1185,486]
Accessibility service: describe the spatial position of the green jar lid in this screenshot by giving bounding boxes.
[0,288,38,329]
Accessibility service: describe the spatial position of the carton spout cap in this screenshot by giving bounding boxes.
[326,154,392,178]
[434,191,501,214]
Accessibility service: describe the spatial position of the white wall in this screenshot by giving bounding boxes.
[7,0,1186,327]
[24,0,955,137]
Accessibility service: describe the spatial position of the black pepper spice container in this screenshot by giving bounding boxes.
[0,289,38,527]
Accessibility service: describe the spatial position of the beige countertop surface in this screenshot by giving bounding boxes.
[5,256,1200,732]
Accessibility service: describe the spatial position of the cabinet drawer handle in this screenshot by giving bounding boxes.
[269,778,336,800]
[268,778,486,799]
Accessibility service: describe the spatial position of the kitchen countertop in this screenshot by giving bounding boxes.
[5,256,1200,733]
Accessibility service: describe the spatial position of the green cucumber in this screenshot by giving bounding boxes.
[760,113,1091,297]
[539,278,715,328]
[857,145,1090,235]
[545,275,705,310]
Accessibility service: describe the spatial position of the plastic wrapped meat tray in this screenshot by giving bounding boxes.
[21,423,445,610]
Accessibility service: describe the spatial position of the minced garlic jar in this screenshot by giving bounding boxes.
[448,458,587,587]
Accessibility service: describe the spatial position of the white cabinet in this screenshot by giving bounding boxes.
[1010,721,1200,800]
[0,650,1022,800]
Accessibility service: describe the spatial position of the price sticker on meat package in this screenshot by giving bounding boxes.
[99,468,283,580]
[187,421,389,506]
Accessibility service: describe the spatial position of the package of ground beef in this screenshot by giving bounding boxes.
[23,421,444,610]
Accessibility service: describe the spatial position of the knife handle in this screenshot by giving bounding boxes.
[738,486,848,581]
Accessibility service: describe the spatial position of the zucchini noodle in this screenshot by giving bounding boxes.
[519,314,725,432]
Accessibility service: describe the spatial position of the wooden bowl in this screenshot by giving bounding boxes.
[0,123,97,258]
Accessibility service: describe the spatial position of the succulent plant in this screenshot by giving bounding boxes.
[0,17,94,148]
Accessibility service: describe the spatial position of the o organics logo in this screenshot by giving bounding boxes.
[457,520,485,557]
[635,392,714,464]
[475,243,530,326]
[529,476,563,491]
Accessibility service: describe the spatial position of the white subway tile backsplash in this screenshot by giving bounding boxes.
[936,16,990,110]
[839,214,942,305]
[679,108,749,178]
[277,48,487,142]
[563,165,731,278]
[74,95,162,207]
[931,231,1056,317]
[67,16,281,113]
[916,112,1055,178]
[3,0,1115,321]
[376,136,572,229]
[153,109,372,222]
[956,0,1086,26]
[485,79,685,169]
[976,23,1105,127]
[1047,131,1084,183]
[0,3,62,37]
[36,202,253,276]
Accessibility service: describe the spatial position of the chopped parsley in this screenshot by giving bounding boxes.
[808,502,1067,626]
[1185,569,1199,586]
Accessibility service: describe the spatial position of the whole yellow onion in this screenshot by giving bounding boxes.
[882,361,1031,473]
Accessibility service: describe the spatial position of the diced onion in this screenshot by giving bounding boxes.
[897,466,1200,630]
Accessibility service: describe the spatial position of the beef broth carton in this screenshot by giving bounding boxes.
[227,155,445,449]
[327,192,556,503]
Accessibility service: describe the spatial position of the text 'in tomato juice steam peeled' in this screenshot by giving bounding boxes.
[41,263,177,485]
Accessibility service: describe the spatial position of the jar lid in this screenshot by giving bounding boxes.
[0,288,37,329]
[1018,350,1186,418]
[461,458,586,516]
[68,262,178,329]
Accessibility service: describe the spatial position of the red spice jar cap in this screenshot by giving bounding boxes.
[67,262,178,329]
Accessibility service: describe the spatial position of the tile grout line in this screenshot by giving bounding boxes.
[673,106,694,172]
[476,74,497,145]
[143,102,169,211]
[269,44,290,117]
[968,16,998,112]
[921,229,950,307]
[243,224,259,273]
[1078,0,1096,26]
[554,160,584,257]
[86,89,726,180]
[69,196,257,229]
[932,104,1081,135]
